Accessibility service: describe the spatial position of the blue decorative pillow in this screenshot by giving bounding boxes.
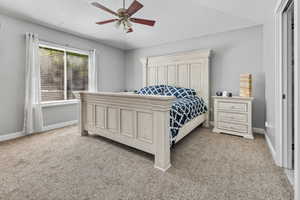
[136,85,165,95]
[164,86,196,98]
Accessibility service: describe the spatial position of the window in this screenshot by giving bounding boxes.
[39,45,89,102]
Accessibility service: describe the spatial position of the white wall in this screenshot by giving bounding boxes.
[125,25,265,129]
[0,14,125,135]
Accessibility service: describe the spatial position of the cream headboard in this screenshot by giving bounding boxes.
[141,49,212,120]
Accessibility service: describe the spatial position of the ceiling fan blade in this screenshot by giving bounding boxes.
[96,19,118,25]
[127,0,144,17]
[91,2,119,17]
[127,28,133,33]
[130,18,156,26]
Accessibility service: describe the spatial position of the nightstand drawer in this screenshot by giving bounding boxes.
[218,112,248,124]
[217,122,248,133]
[217,102,247,112]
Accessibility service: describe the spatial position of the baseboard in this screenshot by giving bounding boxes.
[42,120,78,132]
[0,131,25,142]
[210,121,265,134]
[0,120,78,143]
[265,133,277,164]
[284,169,295,186]
[252,128,266,134]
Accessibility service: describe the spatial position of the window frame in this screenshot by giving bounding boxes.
[39,41,90,107]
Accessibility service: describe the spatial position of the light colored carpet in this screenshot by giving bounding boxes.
[0,126,293,200]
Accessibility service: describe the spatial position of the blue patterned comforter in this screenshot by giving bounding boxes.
[170,96,207,144]
[135,85,208,145]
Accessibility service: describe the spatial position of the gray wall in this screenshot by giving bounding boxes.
[125,25,265,128]
[0,13,267,136]
[0,14,125,135]
[43,104,79,127]
[263,19,276,148]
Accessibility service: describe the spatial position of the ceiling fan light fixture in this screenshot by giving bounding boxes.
[115,20,121,29]
[126,21,133,27]
[123,20,131,32]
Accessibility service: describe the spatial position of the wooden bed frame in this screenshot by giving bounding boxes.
[75,49,211,171]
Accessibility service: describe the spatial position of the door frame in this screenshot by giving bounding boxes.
[295,0,300,198]
[274,0,293,169]
[282,0,294,170]
[275,0,299,198]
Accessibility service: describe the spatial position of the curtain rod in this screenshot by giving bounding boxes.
[39,39,93,53]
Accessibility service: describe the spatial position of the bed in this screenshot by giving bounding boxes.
[75,49,211,171]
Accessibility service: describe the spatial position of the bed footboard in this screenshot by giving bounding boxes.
[75,92,175,171]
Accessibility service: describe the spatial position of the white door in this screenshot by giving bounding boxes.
[282,1,295,169]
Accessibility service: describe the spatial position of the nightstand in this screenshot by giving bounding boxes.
[212,96,254,139]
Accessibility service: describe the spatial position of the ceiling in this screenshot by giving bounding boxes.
[0,0,277,50]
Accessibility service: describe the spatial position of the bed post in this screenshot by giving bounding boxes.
[74,92,88,136]
[141,57,148,87]
[203,55,211,128]
[204,114,210,128]
[153,107,171,171]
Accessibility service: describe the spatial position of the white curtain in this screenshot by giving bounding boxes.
[88,49,98,92]
[23,33,43,134]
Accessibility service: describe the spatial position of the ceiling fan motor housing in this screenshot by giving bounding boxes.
[117,8,128,16]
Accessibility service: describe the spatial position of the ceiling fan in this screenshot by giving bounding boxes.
[91,0,156,33]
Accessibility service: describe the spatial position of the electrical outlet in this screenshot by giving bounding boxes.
[265,121,272,128]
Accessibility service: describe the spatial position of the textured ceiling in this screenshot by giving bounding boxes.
[0,0,277,49]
